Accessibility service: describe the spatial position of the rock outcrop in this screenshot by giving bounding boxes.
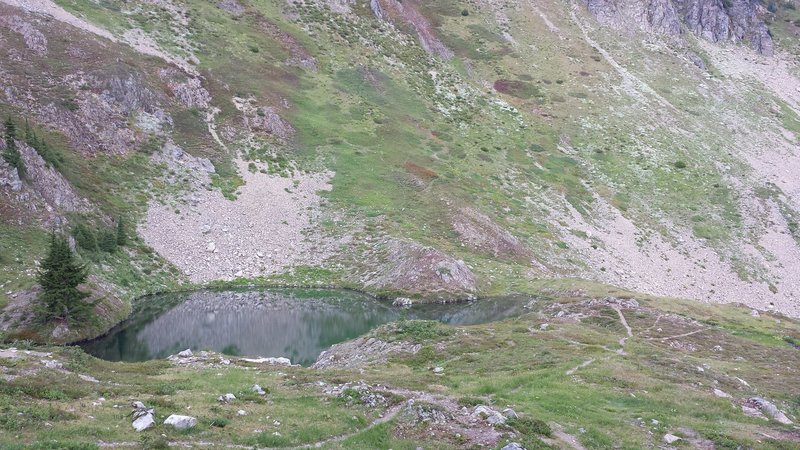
[584,0,774,55]
[359,239,477,299]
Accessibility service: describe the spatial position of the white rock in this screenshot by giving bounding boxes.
[392,297,413,307]
[79,374,99,383]
[252,384,266,395]
[206,242,216,252]
[164,414,197,430]
[178,349,193,358]
[749,397,793,425]
[501,444,524,450]
[502,408,518,419]
[237,410,247,416]
[218,393,236,402]
[240,357,291,366]
[472,405,506,426]
[713,389,732,399]
[432,366,444,374]
[132,413,155,432]
[663,433,681,444]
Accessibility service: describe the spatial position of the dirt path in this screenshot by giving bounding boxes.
[565,358,595,376]
[614,306,633,352]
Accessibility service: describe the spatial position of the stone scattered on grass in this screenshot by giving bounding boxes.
[713,388,731,399]
[218,393,236,402]
[178,349,193,357]
[252,384,266,395]
[663,433,681,444]
[131,401,155,432]
[240,356,292,366]
[747,397,794,425]
[501,443,525,450]
[79,374,99,383]
[472,405,506,426]
[164,414,197,430]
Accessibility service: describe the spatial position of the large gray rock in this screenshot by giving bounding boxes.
[501,443,525,450]
[131,401,155,432]
[748,397,793,425]
[584,0,774,56]
[164,414,198,430]
[472,405,507,426]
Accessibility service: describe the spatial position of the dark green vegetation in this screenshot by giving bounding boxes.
[3,117,24,177]
[36,234,93,324]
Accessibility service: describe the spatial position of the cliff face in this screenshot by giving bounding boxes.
[585,0,773,55]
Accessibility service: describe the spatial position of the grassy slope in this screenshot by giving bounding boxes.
[1,295,798,449]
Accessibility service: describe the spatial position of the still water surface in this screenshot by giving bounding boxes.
[80,289,533,365]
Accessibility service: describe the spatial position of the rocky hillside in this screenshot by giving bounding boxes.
[1,0,800,339]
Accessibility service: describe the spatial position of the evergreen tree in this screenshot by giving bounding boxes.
[36,233,93,323]
[3,117,24,177]
[98,229,118,253]
[116,216,128,246]
[72,223,98,252]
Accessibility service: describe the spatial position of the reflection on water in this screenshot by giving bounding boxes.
[80,289,533,366]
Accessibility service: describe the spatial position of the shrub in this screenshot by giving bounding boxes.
[461,9,469,16]
[508,416,553,437]
[674,160,688,169]
[98,229,118,253]
[72,223,97,252]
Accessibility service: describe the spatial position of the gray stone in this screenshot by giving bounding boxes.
[252,384,266,395]
[502,408,518,419]
[663,433,681,444]
[132,413,155,432]
[218,393,236,402]
[501,443,525,450]
[472,405,506,426]
[131,401,155,432]
[178,349,193,358]
[748,397,793,425]
[713,389,731,399]
[240,356,291,366]
[164,414,197,430]
[392,297,413,307]
[79,374,99,383]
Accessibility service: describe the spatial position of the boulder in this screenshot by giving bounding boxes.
[501,444,525,450]
[712,389,731,399]
[663,433,681,444]
[178,349,193,358]
[79,374,99,383]
[392,297,413,307]
[502,408,518,419]
[218,393,236,402]
[164,414,197,430]
[131,401,155,432]
[252,384,266,395]
[748,397,793,425]
[240,356,292,366]
[472,405,506,426]
[132,413,155,432]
